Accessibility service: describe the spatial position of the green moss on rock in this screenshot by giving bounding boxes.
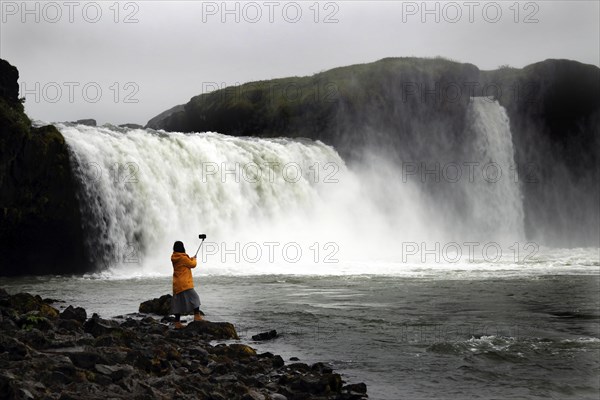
[0,58,91,276]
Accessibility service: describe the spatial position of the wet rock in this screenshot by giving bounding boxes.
[83,314,119,337]
[242,390,266,400]
[95,364,134,381]
[0,318,17,332]
[60,305,87,322]
[139,294,172,315]
[343,382,367,394]
[290,375,328,394]
[252,329,278,341]
[311,362,333,374]
[3,292,59,319]
[15,328,51,349]
[141,316,160,325]
[214,373,238,382]
[119,317,142,328]
[208,392,227,400]
[184,320,239,340]
[0,335,30,360]
[0,290,369,399]
[147,323,169,335]
[94,347,128,365]
[50,370,72,385]
[42,297,64,304]
[214,343,257,358]
[67,351,109,369]
[272,355,285,368]
[17,387,35,399]
[188,346,210,359]
[287,363,311,373]
[52,356,76,378]
[56,317,83,332]
[322,373,343,392]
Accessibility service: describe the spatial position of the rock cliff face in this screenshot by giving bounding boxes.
[483,60,600,245]
[0,59,91,276]
[148,58,600,246]
[145,104,184,130]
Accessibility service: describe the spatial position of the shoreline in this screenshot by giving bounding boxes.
[0,288,368,399]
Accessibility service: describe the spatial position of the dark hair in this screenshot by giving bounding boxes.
[173,241,185,253]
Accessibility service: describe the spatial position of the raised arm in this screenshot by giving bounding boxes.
[185,255,197,269]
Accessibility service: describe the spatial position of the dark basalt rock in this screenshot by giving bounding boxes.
[213,343,257,358]
[140,294,208,322]
[83,313,120,337]
[184,320,240,340]
[138,294,172,315]
[67,351,109,369]
[0,290,368,399]
[0,58,91,276]
[60,305,87,323]
[343,382,368,394]
[0,292,59,319]
[252,329,278,341]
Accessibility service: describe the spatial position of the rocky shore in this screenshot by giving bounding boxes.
[0,289,368,399]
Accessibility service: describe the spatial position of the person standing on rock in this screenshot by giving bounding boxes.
[171,241,203,328]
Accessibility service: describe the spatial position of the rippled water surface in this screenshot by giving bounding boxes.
[3,268,599,400]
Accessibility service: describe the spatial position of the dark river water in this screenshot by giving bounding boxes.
[3,272,599,400]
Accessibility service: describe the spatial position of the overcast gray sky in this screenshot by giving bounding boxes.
[1,0,598,125]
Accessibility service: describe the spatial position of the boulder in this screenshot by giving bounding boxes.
[139,295,172,315]
[83,314,119,337]
[3,292,59,319]
[272,355,285,368]
[252,330,278,341]
[343,382,367,394]
[184,320,239,340]
[311,362,333,374]
[60,305,87,323]
[213,344,256,358]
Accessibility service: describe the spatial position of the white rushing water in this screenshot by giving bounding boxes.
[57,99,528,277]
[465,98,525,241]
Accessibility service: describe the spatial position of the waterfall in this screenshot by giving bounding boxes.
[461,98,526,243]
[58,100,525,275]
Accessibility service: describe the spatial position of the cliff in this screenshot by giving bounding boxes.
[0,59,91,276]
[148,58,600,246]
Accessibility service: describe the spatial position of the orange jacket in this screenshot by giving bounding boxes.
[171,252,197,295]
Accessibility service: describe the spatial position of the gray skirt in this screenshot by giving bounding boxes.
[171,288,201,314]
